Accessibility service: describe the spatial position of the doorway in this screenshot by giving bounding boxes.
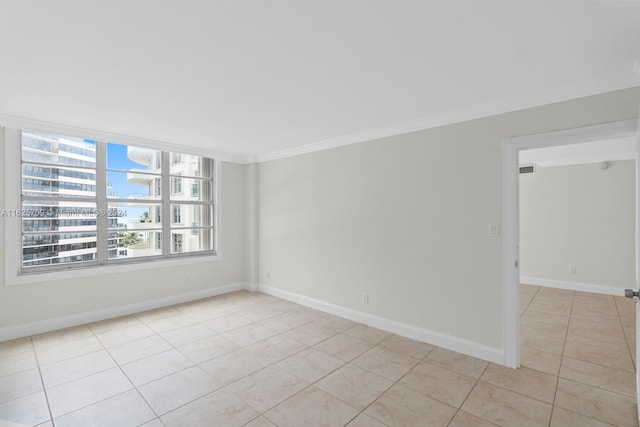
[502,118,638,368]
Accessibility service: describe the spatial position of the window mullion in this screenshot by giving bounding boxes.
[95,141,108,265]
[161,151,170,257]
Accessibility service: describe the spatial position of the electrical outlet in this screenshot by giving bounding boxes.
[362,293,369,304]
[570,267,577,275]
[266,271,271,279]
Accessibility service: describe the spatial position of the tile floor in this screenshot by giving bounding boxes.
[0,286,637,426]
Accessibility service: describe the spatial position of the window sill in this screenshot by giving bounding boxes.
[5,254,221,286]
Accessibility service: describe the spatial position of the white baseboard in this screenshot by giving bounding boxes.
[258,283,504,366]
[520,276,625,296]
[0,282,251,342]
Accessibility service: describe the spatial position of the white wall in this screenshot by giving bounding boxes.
[520,160,635,290]
[259,87,640,351]
[0,129,249,330]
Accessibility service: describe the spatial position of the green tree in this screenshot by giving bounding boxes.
[120,232,142,248]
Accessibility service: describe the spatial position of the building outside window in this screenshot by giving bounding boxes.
[14,129,216,275]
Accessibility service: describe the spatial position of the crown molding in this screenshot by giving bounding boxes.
[255,78,640,163]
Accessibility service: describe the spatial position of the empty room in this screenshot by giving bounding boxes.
[1,2,640,427]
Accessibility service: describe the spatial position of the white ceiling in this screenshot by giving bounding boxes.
[0,1,639,163]
[519,137,637,167]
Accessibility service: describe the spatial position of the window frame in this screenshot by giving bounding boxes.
[3,127,222,286]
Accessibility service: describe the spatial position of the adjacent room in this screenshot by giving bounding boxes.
[1,2,640,426]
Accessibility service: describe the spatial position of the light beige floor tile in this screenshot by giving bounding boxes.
[563,340,635,372]
[425,348,489,378]
[159,323,217,347]
[521,332,565,355]
[571,309,622,324]
[0,350,38,377]
[343,324,391,346]
[36,336,104,366]
[276,348,344,383]
[138,419,165,427]
[313,315,358,334]
[480,364,557,404]
[283,321,340,346]
[449,410,499,427]
[550,407,614,427]
[246,335,307,365]
[378,334,435,359]
[258,312,307,333]
[265,386,358,427]
[316,363,393,410]
[198,348,269,386]
[265,299,301,313]
[95,323,156,348]
[560,357,636,398]
[0,337,33,359]
[32,325,93,350]
[121,349,193,386]
[0,368,42,404]
[313,333,374,362]
[227,365,308,412]
[352,344,418,381]
[527,301,572,316]
[47,367,133,418]
[461,381,552,427]
[520,346,562,376]
[0,390,50,426]
[569,316,626,338]
[365,383,456,427]
[244,415,276,427]
[177,334,239,364]
[286,307,327,325]
[54,389,155,427]
[182,304,236,322]
[566,326,629,353]
[572,302,619,317]
[161,388,259,427]
[107,334,173,365]
[145,313,198,334]
[203,313,253,333]
[555,378,637,427]
[222,323,279,347]
[522,310,569,327]
[138,366,220,415]
[346,413,386,427]
[40,349,116,388]
[399,361,476,408]
[236,304,283,322]
[521,319,568,339]
[88,315,143,335]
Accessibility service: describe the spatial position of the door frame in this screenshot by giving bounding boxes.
[502,118,638,368]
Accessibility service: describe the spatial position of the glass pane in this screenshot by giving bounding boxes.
[107,171,160,200]
[107,142,161,173]
[170,177,212,202]
[107,202,161,230]
[108,230,163,259]
[169,152,212,178]
[22,164,96,198]
[170,228,213,254]
[22,130,96,167]
[23,232,97,268]
[170,204,212,226]
[21,200,97,232]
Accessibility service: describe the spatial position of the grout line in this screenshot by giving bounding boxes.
[32,336,57,427]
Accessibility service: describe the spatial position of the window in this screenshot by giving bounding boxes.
[172,175,182,194]
[172,233,183,253]
[172,205,182,224]
[14,129,217,275]
[191,183,199,197]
